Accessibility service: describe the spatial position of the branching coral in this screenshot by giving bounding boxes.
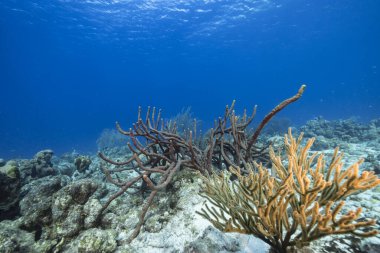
[97,86,305,243]
[197,129,380,253]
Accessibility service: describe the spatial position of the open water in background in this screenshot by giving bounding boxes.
[0,0,379,158]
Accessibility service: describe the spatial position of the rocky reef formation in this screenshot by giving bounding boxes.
[300,117,380,150]
[0,133,379,253]
[0,149,271,253]
[74,156,92,173]
[18,149,56,184]
[0,150,104,252]
[0,111,379,252]
[0,160,21,220]
[300,117,380,176]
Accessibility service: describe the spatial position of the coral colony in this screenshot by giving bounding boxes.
[198,129,379,253]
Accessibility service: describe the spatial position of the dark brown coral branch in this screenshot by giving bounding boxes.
[245,84,306,161]
[127,189,158,243]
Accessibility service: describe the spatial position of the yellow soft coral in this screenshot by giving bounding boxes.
[197,129,380,253]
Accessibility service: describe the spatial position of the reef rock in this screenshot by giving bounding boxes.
[50,179,99,238]
[183,226,242,252]
[0,160,21,220]
[0,220,34,253]
[19,149,56,184]
[63,228,117,253]
[113,171,270,253]
[300,117,380,150]
[19,175,63,230]
[16,177,101,252]
[74,156,92,173]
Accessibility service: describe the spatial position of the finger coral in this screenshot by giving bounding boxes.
[197,129,380,253]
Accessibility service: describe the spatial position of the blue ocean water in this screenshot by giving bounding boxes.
[0,0,379,159]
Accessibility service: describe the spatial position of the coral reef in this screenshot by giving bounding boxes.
[0,149,108,253]
[1,116,380,252]
[301,117,380,150]
[100,168,270,253]
[198,129,380,253]
[0,150,68,222]
[300,117,380,176]
[2,85,380,253]
[97,85,306,242]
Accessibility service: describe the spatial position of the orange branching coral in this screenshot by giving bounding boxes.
[197,129,380,253]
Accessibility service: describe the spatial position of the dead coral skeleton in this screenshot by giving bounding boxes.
[97,85,306,243]
[197,129,380,253]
